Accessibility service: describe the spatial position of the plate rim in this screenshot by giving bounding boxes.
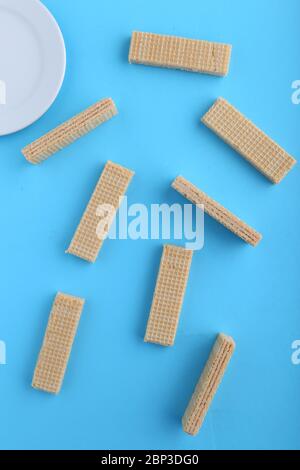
[0,0,66,136]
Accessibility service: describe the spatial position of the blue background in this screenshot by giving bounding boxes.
[0,0,299,451]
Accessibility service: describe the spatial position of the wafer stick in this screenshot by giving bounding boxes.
[172,176,262,246]
[129,32,232,76]
[66,161,134,263]
[182,333,235,436]
[32,293,85,394]
[22,98,118,164]
[144,245,193,347]
[202,98,296,183]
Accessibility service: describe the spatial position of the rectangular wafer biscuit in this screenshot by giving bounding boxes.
[182,333,235,436]
[144,245,193,347]
[202,98,296,183]
[129,32,232,76]
[32,292,85,394]
[22,98,118,164]
[172,176,262,247]
[66,161,134,263]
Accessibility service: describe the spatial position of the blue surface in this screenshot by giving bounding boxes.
[0,0,299,451]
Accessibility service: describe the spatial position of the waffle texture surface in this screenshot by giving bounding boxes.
[182,333,235,435]
[32,293,85,394]
[22,98,117,164]
[145,245,193,347]
[129,32,232,76]
[172,176,262,246]
[67,161,134,262]
[202,98,296,183]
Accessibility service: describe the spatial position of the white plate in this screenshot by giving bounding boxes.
[0,0,66,136]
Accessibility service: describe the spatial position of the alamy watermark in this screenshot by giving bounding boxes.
[96,197,204,251]
[0,80,6,105]
[0,340,6,365]
[291,340,300,365]
[291,80,300,105]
